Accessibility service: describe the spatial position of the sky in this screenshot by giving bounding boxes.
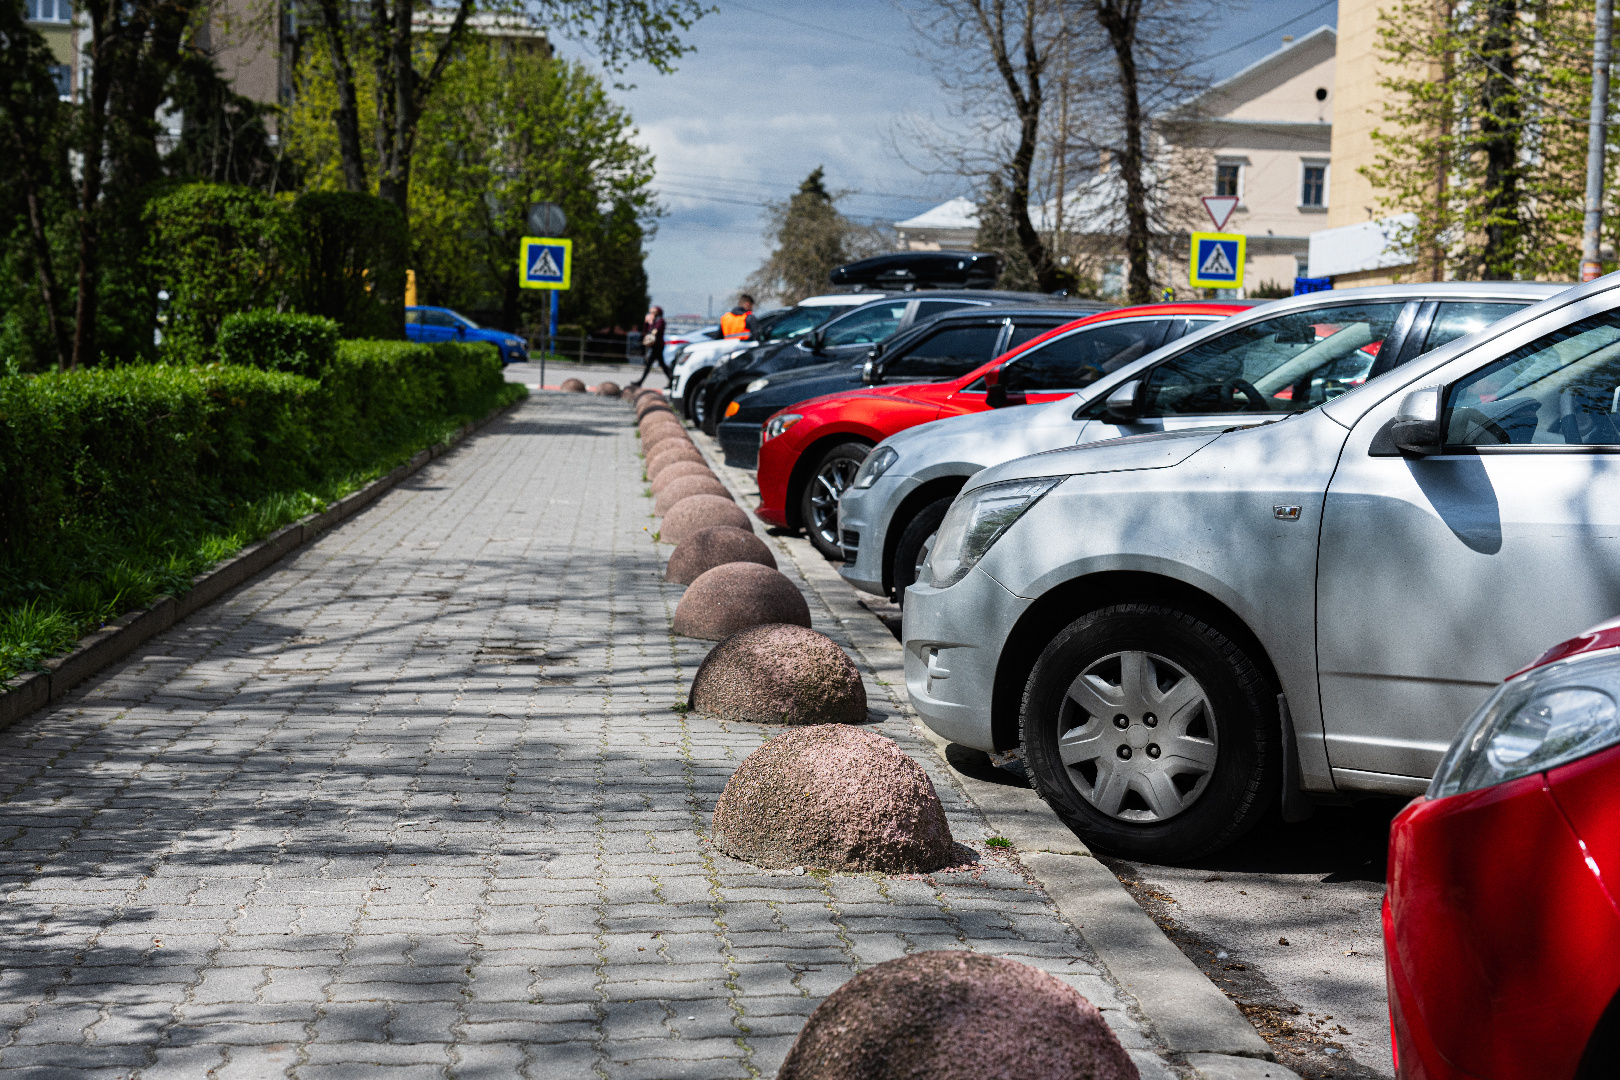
[549,0,1340,323]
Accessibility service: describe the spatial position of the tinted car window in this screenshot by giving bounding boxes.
[822,303,910,347]
[1140,302,1405,416]
[763,305,848,342]
[913,299,981,322]
[1425,302,1524,352]
[1006,319,1169,392]
[423,309,457,327]
[1007,320,1064,350]
[405,310,423,325]
[1446,311,1620,446]
[883,324,1005,381]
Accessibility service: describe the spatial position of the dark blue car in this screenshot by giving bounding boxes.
[405,306,529,365]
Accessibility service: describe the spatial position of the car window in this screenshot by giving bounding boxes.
[423,309,456,327]
[405,310,423,325]
[1139,302,1406,417]
[1445,311,1620,447]
[1424,302,1525,352]
[762,305,842,342]
[883,324,1005,381]
[1007,321,1064,350]
[1005,319,1170,392]
[821,303,910,347]
[914,300,980,322]
[455,312,479,328]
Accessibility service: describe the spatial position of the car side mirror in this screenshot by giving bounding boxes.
[1101,380,1141,424]
[1388,386,1444,456]
[456,325,466,339]
[862,349,881,385]
[985,365,1026,409]
[809,331,824,355]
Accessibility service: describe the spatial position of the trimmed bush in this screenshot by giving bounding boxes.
[218,310,341,377]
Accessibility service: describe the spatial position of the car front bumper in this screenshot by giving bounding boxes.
[900,566,1029,752]
[718,421,762,469]
[835,473,918,595]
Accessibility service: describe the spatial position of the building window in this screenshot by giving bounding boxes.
[49,64,71,100]
[1215,163,1241,198]
[1301,164,1327,207]
[26,0,71,21]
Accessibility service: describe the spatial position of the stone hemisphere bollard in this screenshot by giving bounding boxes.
[635,396,673,420]
[711,725,953,872]
[672,561,810,637]
[665,524,775,584]
[639,412,685,436]
[776,951,1139,1080]
[653,474,733,516]
[650,460,716,495]
[621,386,639,401]
[647,443,706,480]
[596,381,621,397]
[641,424,691,457]
[559,377,587,392]
[661,494,751,545]
[688,623,864,725]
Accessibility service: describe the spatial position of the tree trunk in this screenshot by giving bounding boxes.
[70,0,115,369]
[1095,0,1153,304]
[317,0,367,192]
[1477,0,1519,278]
[22,183,70,369]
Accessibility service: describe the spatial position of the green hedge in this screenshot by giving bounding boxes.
[218,310,342,377]
[0,339,522,680]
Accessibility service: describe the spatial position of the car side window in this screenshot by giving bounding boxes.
[1004,320,1169,393]
[1445,311,1620,447]
[883,324,1005,381]
[424,310,457,327]
[821,303,910,347]
[1424,302,1524,353]
[1139,302,1405,416]
[405,310,423,325]
[913,300,980,322]
[1007,321,1061,350]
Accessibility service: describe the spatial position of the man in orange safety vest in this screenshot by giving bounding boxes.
[719,295,756,339]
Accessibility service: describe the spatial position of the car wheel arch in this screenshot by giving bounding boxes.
[989,569,1281,753]
[785,430,878,531]
[883,475,969,596]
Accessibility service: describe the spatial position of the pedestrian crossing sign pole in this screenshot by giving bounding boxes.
[520,237,571,383]
[1188,232,1245,290]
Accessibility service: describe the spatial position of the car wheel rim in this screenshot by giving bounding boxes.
[807,459,860,548]
[693,389,707,425]
[1055,650,1217,824]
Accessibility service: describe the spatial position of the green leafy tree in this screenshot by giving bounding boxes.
[1365,0,1609,280]
[747,168,893,304]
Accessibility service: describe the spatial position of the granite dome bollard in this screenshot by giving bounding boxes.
[650,461,717,495]
[640,425,691,457]
[776,951,1138,1080]
[711,725,953,872]
[660,494,751,544]
[671,561,809,635]
[635,396,673,420]
[665,524,775,584]
[688,624,864,725]
[596,381,621,396]
[559,377,587,392]
[653,474,733,516]
[647,443,706,479]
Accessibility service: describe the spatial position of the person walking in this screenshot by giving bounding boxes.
[720,294,756,339]
[631,304,668,387]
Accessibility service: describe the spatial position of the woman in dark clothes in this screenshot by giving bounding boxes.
[631,305,668,387]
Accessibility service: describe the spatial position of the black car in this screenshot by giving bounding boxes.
[698,290,1101,437]
[715,305,1107,468]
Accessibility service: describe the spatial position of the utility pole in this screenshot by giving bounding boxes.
[1582,0,1613,282]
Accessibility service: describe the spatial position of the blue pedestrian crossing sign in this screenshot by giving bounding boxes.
[1188,232,1245,289]
[519,237,572,290]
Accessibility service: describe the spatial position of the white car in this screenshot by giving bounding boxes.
[669,293,886,425]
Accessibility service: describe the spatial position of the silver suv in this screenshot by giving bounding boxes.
[840,283,1565,601]
[899,276,1620,860]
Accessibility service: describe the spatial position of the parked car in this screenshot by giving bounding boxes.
[896,276,1611,862]
[698,290,1103,437]
[671,295,882,425]
[840,283,1562,602]
[405,306,529,364]
[748,302,1247,557]
[1384,616,1620,1080]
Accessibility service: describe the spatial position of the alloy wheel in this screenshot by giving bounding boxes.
[806,458,861,549]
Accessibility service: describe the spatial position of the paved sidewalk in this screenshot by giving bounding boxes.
[0,393,1173,1079]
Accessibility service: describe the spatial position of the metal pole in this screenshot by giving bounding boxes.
[548,290,559,388]
[1583,0,1614,282]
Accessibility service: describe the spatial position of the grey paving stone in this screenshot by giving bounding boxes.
[0,394,1169,1073]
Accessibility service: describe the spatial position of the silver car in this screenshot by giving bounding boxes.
[899,274,1620,861]
[839,283,1565,601]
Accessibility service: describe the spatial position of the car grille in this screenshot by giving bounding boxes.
[840,530,859,565]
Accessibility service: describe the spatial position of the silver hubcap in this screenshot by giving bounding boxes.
[1056,650,1217,823]
[807,459,860,546]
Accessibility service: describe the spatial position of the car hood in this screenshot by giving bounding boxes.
[743,363,865,410]
[965,427,1230,491]
[877,393,1085,476]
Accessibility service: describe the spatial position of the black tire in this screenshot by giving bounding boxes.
[799,441,870,559]
[683,371,710,425]
[1020,603,1278,862]
[889,495,954,604]
[701,380,738,437]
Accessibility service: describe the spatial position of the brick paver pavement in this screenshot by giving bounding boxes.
[0,393,1173,1079]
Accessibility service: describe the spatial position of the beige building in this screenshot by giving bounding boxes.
[24,0,78,99]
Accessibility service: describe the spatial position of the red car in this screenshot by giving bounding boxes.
[754,302,1250,550]
[1384,616,1620,1079]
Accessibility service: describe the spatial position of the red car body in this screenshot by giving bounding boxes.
[1384,617,1620,1079]
[753,302,1249,529]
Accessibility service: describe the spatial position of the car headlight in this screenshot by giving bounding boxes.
[669,345,688,363]
[852,446,898,489]
[1429,650,1620,798]
[924,477,1061,589]
[746,377,770,393]
[763,413,802,442]
[504,337,524,348]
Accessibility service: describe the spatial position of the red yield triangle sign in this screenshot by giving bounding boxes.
[1202,196,1239,231]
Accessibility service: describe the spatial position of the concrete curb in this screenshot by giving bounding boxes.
[0,396,526,734]
[683,427,1286,1076]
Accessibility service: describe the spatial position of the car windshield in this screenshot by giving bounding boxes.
[1446,311,1620,446]
[820,302,910,347]
[450,310,479,329]
[764,305,852,342]
[1137,302,1406,417]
